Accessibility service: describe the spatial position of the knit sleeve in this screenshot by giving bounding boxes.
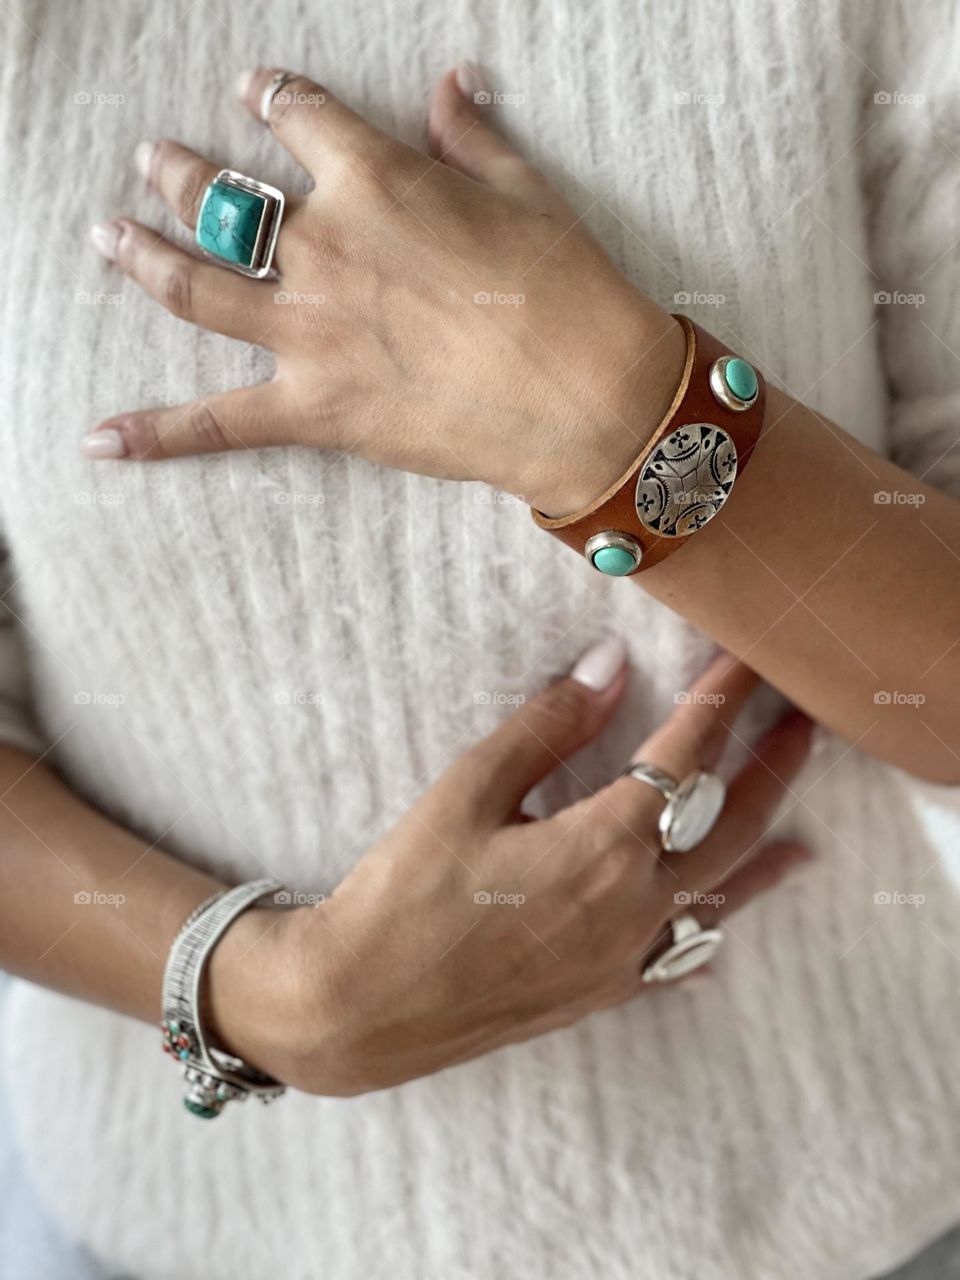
[860,3,960,494]
[0,542,44,759]
[858,4,960,820]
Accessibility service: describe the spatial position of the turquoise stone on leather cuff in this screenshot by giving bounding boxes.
[709,354,759,412]
[584,531,643,575]
[195,169,286,278]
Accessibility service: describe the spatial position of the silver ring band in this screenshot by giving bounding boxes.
[623,762,677,802]
[260,70,298,124]
[641,911,723,983]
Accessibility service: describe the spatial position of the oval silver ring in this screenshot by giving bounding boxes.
[641,912,723,983]
[623,762,726,852]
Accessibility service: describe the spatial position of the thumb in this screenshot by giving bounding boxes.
[451,636,628,825]
[80,380,294,462]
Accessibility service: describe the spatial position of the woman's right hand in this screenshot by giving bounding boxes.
[211,641,813,1096]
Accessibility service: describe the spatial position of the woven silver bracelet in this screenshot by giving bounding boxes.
[161,878,288,1118]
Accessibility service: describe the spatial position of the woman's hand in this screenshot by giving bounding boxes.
[209,644,813,1096]
[85,67,685,515]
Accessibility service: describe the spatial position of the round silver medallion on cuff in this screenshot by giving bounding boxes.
[635,423,739,538]
[642,912,723,983]
[624,762,725,852]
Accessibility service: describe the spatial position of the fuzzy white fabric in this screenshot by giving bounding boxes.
[1,1,960,1277]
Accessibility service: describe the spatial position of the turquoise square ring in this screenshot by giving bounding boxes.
[195,169,286,279]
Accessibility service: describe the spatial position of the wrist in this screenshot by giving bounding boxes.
[530,298,687,517]
[206,901,356,1095]
[204,903,309,1082]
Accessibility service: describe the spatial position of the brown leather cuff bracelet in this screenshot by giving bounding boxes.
[532,315,766,575]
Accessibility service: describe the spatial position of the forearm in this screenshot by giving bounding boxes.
[0,745,277,1035]
[638,384,960,782]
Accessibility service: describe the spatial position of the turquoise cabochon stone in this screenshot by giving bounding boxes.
[724,357,758,402]
[196,180,266,267]
[591,546,637,576]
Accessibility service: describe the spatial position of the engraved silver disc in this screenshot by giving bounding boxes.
[635,423,738,537]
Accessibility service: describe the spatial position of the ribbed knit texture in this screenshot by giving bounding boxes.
[1,1,959,1277]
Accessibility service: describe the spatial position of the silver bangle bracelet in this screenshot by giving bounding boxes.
[161,878,288,1118]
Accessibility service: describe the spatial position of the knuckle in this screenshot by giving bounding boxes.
[533,678,592,731]
[186,400,232,453]
[268,76,322,131]
[575,836,637,905]
[160,260,195,321]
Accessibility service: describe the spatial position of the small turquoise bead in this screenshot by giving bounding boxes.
[196,180,266,268]
[592,546,637,576]
[183,1099,219,1119]
[724,358,758,402]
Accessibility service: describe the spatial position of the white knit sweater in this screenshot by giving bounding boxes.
[2,1,960,1277]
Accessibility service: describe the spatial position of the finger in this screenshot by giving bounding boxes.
[81,380,293,462]
[637,652,763,777]
[237,67,389,175]
[448,636,628,826]
[638,838,812,987]
[136,139,218,229]
[671,709,814,893]
[589,652,762,837]
[698,839,812,921]
[89,218,278,346]
[428,68,567,210]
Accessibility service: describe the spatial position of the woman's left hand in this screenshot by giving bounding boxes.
[85,66,685,515]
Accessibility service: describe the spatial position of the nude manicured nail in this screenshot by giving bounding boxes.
[80,428,127,460]
[89,221,121,261]
[235,69,256,101]
[134,140,156,180]
[570,636,627,691]
[455,62,485,101]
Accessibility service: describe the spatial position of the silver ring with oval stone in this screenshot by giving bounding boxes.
[641,912,723,983]
[623,762,726,853]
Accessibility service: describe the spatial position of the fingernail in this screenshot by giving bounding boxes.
[455,61,485,102]
[570,635,627,692]
[134,140,156,181]
[80,428,127,460]
[235,69,256,101]
[89,221,121,261]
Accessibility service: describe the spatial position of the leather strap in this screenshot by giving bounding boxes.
[531,316,766,573]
